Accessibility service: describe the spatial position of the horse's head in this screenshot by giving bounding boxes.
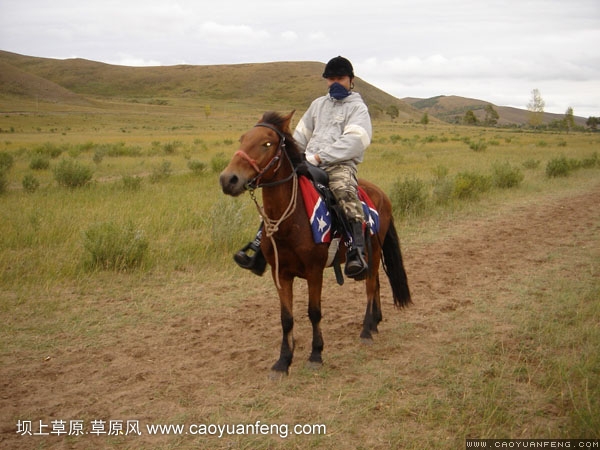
[219,110,295,196]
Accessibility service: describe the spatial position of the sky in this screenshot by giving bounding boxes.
[1,0,599,117]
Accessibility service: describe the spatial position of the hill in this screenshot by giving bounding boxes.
[403,95,588,127]
[0,50,418,120]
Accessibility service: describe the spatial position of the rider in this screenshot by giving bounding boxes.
[234,56,372,280]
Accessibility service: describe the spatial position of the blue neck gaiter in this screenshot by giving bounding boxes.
[329,82,351,100]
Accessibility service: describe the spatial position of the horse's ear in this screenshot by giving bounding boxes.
[281,110,295,133]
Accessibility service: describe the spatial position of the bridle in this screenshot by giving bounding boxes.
[234,122,297,191]
[234,122,299,290]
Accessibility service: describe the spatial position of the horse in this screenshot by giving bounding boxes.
[219,110,411,377]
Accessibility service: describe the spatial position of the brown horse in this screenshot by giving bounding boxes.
[219,111,411,376]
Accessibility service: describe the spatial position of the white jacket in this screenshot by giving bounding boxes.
[293,92,372,169]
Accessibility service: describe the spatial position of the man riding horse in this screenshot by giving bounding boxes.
[235,56,372,280]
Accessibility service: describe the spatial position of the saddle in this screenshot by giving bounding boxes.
[297,162,377,285]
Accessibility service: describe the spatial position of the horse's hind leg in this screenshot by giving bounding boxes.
[361,272,381,342]
[307,275,324,368]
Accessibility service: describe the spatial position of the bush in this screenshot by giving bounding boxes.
[33,142,63,159]
[431,165,452,205]
[546,156,570,178]
[149,161,172,183]
[30,154,50,170]
[0,170,7,194]
[187,159,207,175]
[522,159,541,170]
[122,175,142,191]
[83,221,149,271]
[491,162,524,189]
[0,151,14,172]
[53,158,93,188]
[211,153,229,173]
[22,174,40,193]
[453,171,492,199]
[391,177,428,217]
[580,152,598,168]
[469,140,487,152]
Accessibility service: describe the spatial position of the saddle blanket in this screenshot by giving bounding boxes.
[299,176,380,244]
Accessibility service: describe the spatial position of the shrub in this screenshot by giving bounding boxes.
[187,159,207,175]
[546,156,570,178]
[491,162,524,189]
[0,170,7,194]
[30,154,50,170]
[431,165,452,205]
[122,175,142,191]
[391,177,428,217]
[522,159,541,170]
[453,171,492,199]
[0,151,14,172]
[149,161,172,183]
[53,158,93,188]
[469,140,487,152]
[83,221,149,271]
[211,153,229,173]
[22,174,40,193]
[34,142,63,159]
[580,152,598,168]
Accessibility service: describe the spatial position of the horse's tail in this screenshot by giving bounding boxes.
[381,219,412,308]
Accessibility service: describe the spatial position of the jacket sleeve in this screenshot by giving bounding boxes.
[293,105,315,153]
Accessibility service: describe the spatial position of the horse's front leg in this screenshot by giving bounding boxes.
[271,276,294,377]
[307,272,324,368]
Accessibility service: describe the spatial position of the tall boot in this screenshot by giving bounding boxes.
[234,224,267,276]
[344,220,368,280]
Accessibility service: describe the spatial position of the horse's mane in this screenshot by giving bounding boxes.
[260,111,304,168]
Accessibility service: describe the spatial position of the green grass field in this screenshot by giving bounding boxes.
[1,99,599,448]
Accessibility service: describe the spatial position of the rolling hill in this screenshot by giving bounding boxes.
[0,50,418,121]
[403,95,588,127]
[0,50,589,127]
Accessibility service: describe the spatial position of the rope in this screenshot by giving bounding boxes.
[250,172,299,290]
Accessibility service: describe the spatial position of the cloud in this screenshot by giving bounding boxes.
[195,22,270,45]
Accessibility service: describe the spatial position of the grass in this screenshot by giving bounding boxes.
[1,99,599,448]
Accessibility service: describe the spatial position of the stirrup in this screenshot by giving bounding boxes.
[344,248,368,281]
[234,241,267,276]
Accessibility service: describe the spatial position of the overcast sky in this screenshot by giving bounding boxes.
[1,0,599,116]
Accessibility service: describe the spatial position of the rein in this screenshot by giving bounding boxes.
[241,122,299,290]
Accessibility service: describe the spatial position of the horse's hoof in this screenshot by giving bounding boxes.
[268,370,288,381]
[306,360,323,371]
[360,337,374,346]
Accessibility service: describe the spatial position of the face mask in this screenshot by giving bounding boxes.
[329,82,351,100]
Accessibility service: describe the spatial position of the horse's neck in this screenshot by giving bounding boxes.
[260,170,303,230]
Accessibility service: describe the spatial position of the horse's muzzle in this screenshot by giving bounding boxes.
[219,171,246,196]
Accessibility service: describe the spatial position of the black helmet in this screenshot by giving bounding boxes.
[322,56,354,79]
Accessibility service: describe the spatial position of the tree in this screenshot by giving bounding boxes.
[463,109,478,125]
[586,116,599,131]
[527,88,545,128]
[204,105,211,119]
[483,104,499,126]
[420,112,429,128]
[564,107,575,133]
[386,105,399,121]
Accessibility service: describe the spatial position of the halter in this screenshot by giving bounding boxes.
[235,122,298,290]
[234,122,297,191]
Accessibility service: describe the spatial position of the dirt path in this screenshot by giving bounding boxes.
[2,183,599,449]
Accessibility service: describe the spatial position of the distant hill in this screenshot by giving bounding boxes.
[403,95,588,127]
[0,50,419,120]
[1,51,589,127]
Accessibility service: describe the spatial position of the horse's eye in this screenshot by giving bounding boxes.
[264,142,272,148]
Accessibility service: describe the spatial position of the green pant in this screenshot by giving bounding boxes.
[323,163,364,223]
